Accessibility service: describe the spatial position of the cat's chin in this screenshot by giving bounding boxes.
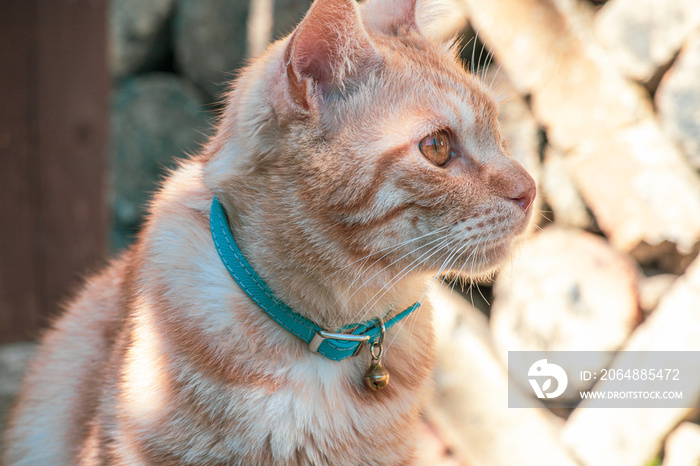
[437,235,519,280]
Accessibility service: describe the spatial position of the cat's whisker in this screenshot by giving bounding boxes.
[384,243,458,350]
[476,281,492,306]
[338,232,451,305]
[335,235,447,302]
[477,35,486,78]
[480,47,495,83]
[352,248,450,335]
[457,36,475,65]
[402,239,463,327]
[486,49,496,78]
[352,232,458,321]
[465,236,486,306]
[487,72,525,103]
[422,240,464,298]
[323,225,451,284]
[468,276,476,306]
[435,239,471,297]
[449,241,475,295]
[388,238,468,351]
[410,240,468,330]
[469,236,493,306]
[470,30,479,75]
[493,92,527,106]
[489,62,503,91]
[349,236,454,324]
[336,227,452,294]
[536,209,554,223]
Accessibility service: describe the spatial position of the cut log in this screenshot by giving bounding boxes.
[491,227,640,355]
[638,274,677,315]
[461,0,652,151]
[662,422,700,466]
[428,285,578,466]
[594,0,700,82]
[541,147,593,230]
[562,256,700,466]
[460,0,700,253]
[568,119,700,252]
[656,30,700,170]
[491,227,640,398]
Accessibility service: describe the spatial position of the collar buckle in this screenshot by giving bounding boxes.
[309,331,370,357]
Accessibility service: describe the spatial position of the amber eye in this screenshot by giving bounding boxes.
[419,131,452,166]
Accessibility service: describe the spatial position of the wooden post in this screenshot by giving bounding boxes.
[0,0,109,343]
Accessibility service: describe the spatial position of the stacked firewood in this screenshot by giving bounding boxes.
[421,0,700,465]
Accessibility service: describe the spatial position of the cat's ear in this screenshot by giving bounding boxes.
[284,0,381,110]
[360,0,420,35]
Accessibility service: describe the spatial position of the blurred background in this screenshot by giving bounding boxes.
[1,0,700,465]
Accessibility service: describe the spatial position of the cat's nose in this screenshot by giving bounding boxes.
[510,184,536,213]
[488,159,537,213]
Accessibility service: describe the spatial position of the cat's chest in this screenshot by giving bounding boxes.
[124,351,428,464]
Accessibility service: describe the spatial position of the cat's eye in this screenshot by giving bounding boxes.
[419,131,453,166]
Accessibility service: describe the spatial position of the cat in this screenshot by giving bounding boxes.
[2,0,535,463]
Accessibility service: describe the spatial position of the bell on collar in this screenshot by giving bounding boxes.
[363,359,389,391]
[363,317,389,391]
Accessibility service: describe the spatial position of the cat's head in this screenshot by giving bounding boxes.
[205,0,535,281]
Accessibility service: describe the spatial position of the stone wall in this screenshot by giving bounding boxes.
[109,0,310,249]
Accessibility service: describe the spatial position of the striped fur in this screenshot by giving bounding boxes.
[3,0,535,464]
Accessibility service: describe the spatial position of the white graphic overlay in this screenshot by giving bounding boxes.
[528,359,568,399]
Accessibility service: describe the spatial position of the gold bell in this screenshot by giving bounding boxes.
[363,360,390,391]
[362,317,389,391]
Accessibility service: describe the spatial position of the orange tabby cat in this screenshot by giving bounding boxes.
[2,0,535,463]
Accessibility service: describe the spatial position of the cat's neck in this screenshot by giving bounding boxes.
[220,194,429,331]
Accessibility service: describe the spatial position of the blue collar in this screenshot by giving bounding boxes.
[209,196,420,361]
